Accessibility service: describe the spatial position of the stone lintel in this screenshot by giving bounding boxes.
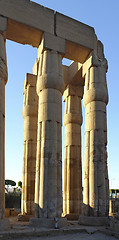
[56,12,98,63]
[6,19,42,47]
[0,1,99,62]
[24,73,37,90]
[38,32,66,57]
[63,84,83,102]
[0,0,54,36]
[0,16,7,36]
[63,61,84,89]
[65,40,91,64]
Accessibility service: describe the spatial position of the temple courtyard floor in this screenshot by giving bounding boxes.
[0,217,119,240]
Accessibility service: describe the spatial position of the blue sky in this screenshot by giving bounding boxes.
[5,0,119,189]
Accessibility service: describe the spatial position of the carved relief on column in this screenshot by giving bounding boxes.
[0,32,8,219]
[22,73,38,216]
[63,84,83,220]
[35,49,64,219]
[83,41,109,217]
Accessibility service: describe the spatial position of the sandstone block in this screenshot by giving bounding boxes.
[39,102,62,123]
[0,0,54,46]
[0,218,10,230]
[65,132,81,146]
[39,89,62,104]
[30,217,67,228]
[38,32,66,56]
[56,12,96,61]
[63,84,83,101]
[32,59,39,75]
[86,101,106,113]
[0,16,7,33]
[79,215,109,226]
[65,123,81,134]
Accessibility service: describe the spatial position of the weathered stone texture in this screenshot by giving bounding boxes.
[0,33,7,219]
[22,72,38,216]
[83,41,109,217]
[35,48,64,219]
[63,83,83,220]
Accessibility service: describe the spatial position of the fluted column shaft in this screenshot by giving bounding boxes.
[63,85,83,219]
[0,33,7,219]
[22,74,38,215]
[83,45,109,216]
[35,49,64,218]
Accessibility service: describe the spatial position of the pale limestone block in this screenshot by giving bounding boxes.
[38,32,66,57]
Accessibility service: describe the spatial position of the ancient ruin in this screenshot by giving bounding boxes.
[0,0,109,228]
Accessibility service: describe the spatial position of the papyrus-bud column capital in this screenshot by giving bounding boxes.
[63,84,83,220]
[35,37,65,219]
[21,72,38,216]
[83,40,109,217]
[0,16,8,219]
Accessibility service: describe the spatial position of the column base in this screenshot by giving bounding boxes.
[18,213,34,222]
[30,217,67,228]
[64,213,79,220]
[79,215,109,226]
[0,218,10,231]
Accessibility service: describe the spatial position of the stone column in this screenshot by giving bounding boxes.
[83,41,109,217]
[21,73,38,216]
[34,49,64,224]
[63,84,83,220]
[0,33,8,220]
